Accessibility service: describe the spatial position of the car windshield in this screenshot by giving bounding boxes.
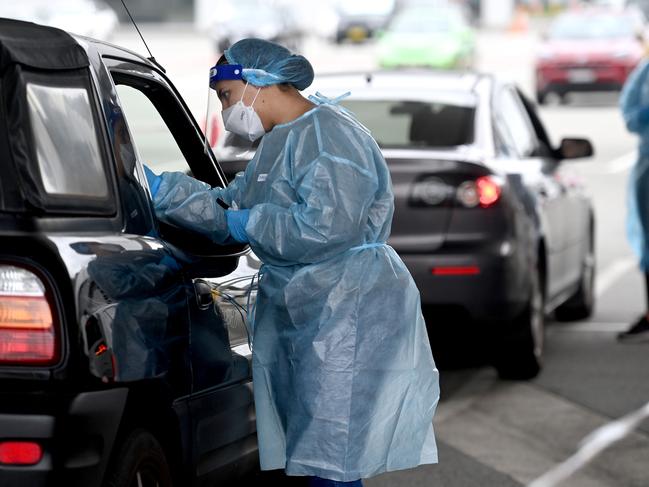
[549,14,635,39]
[340,99,476,149]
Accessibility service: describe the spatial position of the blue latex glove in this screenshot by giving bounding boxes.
[143,165,162,198]
[225,209,250,244]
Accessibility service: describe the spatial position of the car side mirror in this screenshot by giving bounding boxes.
[557,137,594,160]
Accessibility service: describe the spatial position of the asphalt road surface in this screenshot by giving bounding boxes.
[111,21,649,486]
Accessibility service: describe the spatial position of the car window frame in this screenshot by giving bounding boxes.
[515,88,556,159]
[493,84,539,159]
[104,57,226,188]
[12,68,119,215]
[105,58,247,258]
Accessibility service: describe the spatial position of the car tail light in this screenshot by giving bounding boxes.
[457,176,502,208]
[0,265,58,365]
[0,441,43,465]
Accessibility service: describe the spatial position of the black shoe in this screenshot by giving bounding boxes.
[617,316,649,343]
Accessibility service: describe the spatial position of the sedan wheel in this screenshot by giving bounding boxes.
[493,269,544,380]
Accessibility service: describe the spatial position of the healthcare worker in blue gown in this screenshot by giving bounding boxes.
[620,58,649,343]
[145,38,439,486]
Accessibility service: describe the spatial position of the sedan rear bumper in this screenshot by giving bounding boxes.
[401,245,530,322]
[536,63,635,93]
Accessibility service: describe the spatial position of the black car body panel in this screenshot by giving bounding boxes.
[0,19,257,487]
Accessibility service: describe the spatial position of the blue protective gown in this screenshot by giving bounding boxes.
[621,59,649,271]
[152,102,439,481]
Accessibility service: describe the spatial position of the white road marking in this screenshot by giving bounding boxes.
[595,258,636,298]
[435,381,649,487]
[548,322,629,333]
[529,400,649,487]
[603,151,636,174]
[575,150,636,175]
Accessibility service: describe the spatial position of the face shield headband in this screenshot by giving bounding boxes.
[209,63,244,89]
[205,63,244,154]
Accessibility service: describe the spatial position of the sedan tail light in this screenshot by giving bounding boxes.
[0,265,58,365]
[457,176,502,208]
[411,175,502,208]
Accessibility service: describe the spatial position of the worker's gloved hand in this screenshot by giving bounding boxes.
[143,165,162,198]
[226,209,250,244]
[639,106,649,126]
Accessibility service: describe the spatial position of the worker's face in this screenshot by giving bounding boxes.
[215,79,260,111]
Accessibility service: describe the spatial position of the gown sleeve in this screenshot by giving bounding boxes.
[150,169,249,244]
[620,60,649,134]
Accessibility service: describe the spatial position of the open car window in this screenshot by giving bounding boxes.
[110,66,244,256]
[109,64,224,188]
[115,83,191,175]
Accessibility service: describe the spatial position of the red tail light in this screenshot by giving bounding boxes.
[457,176,502,208]
[476,176,501,207]
[0,441,43,465]
[0,266,57,365]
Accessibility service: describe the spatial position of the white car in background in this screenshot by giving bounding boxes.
[0,0,119,41]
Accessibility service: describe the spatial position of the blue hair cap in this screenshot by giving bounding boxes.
[224,38,314,91]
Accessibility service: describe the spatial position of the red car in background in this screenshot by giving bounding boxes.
[535,8,647,104]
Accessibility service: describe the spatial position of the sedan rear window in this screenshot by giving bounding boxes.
[341,100,475,149]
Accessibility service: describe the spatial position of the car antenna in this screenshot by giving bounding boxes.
[119,0,166,73]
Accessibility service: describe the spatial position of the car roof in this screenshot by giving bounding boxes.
[311,70,488,105]
[73,33,160,70]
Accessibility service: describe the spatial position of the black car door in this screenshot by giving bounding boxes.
[492,84,573,300]
[103,58,257,485]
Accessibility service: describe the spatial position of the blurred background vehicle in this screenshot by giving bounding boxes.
[334,0,397,43]
[0,0,119,41]
[535,6,647,104]
[378,4,475,69]
[627,0,649,18]
[209,0,305,53]
[285,0,341,42]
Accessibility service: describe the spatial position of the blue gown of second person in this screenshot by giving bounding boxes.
[150,99,439,481]
[621,59,649,271]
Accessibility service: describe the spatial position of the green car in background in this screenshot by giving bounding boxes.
[378,5,475,70]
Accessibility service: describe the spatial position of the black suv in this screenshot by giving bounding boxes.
[0,19,259,487]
